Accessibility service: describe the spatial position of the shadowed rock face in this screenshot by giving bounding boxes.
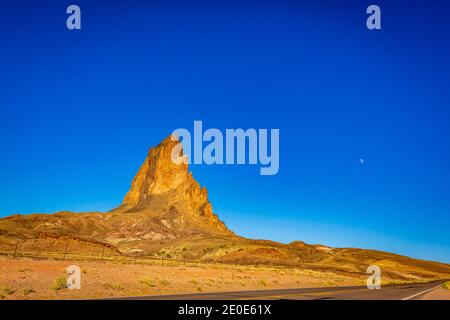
[118,135,232,235]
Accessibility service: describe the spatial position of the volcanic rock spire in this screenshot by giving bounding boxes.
[121,135,232,235]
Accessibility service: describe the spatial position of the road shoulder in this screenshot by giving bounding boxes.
[418,287,450,300]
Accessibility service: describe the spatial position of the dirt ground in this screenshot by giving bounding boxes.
[0,256,368,300]
[419,286,450,300]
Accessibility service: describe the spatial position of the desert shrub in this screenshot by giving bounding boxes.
[158,279,170,286]
[103,283,124,290]
[1,286,15,295]
[139,277,156,288]
[23,288,35,295]
[443,281,450,290]
[51,277,67,290]
[258,279,268,287]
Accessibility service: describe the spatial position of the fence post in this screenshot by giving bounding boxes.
[134,251,138,265]
[12,241,19,260]
[101,247,105,262]
[63,242,68,261]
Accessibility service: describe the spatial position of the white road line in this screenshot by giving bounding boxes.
[401,283,443,300]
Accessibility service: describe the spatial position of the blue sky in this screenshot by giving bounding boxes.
[1,0,450,263]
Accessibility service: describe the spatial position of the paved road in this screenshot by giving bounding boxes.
[111,280,446,300]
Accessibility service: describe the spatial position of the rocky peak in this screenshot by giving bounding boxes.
[122,135,189,205]
[121,135,233,235]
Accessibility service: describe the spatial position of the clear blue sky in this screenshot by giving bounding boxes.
[1,1,450,263]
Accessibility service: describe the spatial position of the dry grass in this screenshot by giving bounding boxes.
[257,279,268,287]
[0,255,371,300]
[0,255,444,300]
[23,288,35,295]
[103,283,124,291]
[1,286,16,296]
[51,277,67,290]
[443,281,450,290]
[138,277,156,288]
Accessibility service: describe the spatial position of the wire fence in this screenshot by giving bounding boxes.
[0,240,308,270]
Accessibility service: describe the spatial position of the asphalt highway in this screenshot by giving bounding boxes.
[110,280,446,300]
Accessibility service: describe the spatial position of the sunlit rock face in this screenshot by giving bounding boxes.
[121,135,232,235]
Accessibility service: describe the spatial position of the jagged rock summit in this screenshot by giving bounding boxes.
[114,135,232,236]
[0,135,233,256]
[123,136,190,206]
[123,135,189,203]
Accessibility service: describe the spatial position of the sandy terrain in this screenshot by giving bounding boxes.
[0,256,369,300]
[419,283,450,300]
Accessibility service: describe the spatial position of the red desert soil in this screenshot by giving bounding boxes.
[0,257,369,300]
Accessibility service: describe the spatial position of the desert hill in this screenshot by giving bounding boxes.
[0,135,449,282]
